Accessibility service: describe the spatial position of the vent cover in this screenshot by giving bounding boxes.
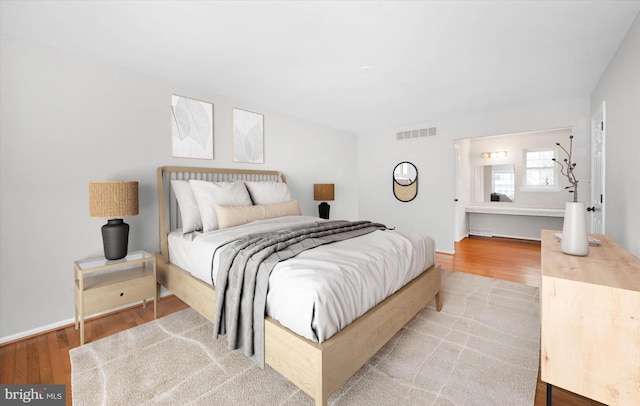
[470,229,493,237]
[396,127,437,140]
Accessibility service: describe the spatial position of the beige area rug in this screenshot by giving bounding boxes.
[70,270,540,405]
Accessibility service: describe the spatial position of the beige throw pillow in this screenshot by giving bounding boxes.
[215,200,301,229]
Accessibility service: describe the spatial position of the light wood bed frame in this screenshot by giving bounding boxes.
[156,166,442,406]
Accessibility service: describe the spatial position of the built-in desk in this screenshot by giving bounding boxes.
[465,206,564,240]
[465,206,564,217]
[540,229,640,405]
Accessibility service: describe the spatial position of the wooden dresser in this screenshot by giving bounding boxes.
[540,229,640,405]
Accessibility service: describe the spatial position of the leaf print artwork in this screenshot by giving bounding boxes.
[171,95,214,159]
[233,108,264,163]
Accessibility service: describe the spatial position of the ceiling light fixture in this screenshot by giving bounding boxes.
[358,65,373,73]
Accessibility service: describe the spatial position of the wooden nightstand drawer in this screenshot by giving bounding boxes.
[81,268,155,315]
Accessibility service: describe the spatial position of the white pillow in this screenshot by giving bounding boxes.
[170,180,202,233]
[244,181,293,205]
[189,180,253,231]
[215,200,301,229]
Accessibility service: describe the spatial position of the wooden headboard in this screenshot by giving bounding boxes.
[156,166,286,261]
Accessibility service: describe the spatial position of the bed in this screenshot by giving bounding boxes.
[155,166,442,406]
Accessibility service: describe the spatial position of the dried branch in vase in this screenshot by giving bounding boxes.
[552,135,579,202]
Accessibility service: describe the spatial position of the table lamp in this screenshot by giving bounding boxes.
[89,181,139,260]
[313,183,334,219]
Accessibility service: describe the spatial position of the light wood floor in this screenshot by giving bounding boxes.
[1,236,603,405]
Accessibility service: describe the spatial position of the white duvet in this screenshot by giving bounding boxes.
[169,215,435,343]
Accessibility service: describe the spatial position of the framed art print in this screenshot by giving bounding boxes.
[233,108,264,163]
[171,95,214,159]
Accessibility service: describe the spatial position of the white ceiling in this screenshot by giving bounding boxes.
[2,1,639,134]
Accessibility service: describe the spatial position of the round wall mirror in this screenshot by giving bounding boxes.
[393,162,418,202]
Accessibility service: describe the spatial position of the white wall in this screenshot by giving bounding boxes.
[358,98,591,254]
[3,11,637,340]
[0,35,358,340]
[458,128,572,240]
[591,12,640,258]
[356,13,638,257]
[465,128,574,208]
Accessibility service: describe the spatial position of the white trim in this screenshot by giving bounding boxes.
[0,291,173,345]
[1,319,76,345]
[435,249,456,255]
[488,233,542,242]
[590,101,606,234]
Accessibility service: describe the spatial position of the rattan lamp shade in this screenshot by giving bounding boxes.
[313,184,335,202]
[89,181,139,218]
[89,181,139,260]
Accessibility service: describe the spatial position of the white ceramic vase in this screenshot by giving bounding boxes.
[561,202,589,256]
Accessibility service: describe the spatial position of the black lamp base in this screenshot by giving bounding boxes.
[101,219,129,260]
[318,202,331,220]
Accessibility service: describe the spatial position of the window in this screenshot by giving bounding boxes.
[524,149,556,188]
[492,165,515,200]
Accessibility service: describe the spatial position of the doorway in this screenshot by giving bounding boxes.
[590,101,606,234]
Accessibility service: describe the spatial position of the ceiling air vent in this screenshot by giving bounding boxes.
[396,126,437,141]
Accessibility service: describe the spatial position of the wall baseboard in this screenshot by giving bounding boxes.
[0,291,173,345]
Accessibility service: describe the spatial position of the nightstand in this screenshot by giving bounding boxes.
[74,250,157,345]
